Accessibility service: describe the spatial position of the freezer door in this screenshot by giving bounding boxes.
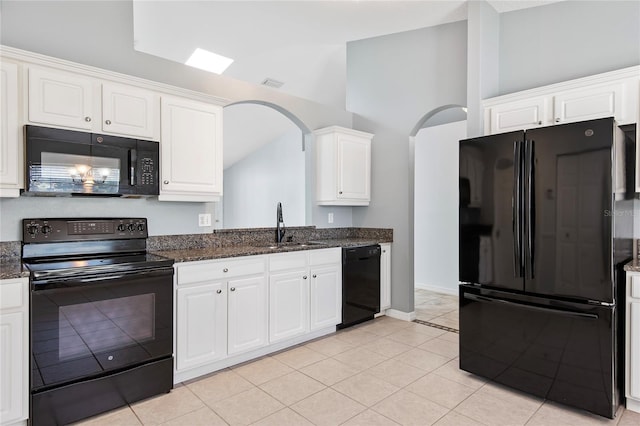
[459,284,619,418]
[524,118,614,302]
[459,131,524,292]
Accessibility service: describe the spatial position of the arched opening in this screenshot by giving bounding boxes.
[220,101,310,229]
[411,105,467,328]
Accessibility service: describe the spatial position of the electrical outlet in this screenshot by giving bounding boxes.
[198,213,212,227]
[328,212,334,224]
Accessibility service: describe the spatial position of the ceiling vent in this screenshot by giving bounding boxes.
[261,78,284,89]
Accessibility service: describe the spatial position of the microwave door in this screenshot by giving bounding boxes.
[90,133,136,195]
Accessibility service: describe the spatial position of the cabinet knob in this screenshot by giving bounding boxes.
[163,180,169,184]
[303,276,307,280]
[537,121,542,125]
[312,274,317,278]
[382,250,386,253]
[339,191,343,194]
[105,119,112,125]
[216,289,222,294]
[85,116,92,122]
[223,268,229,273]
[555,118,560,123]
[230,287,236,291]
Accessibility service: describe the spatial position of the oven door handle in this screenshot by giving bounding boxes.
[31,267,173,289]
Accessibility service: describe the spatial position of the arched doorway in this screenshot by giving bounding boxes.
[221,101,310,229]
[411,105,466,328]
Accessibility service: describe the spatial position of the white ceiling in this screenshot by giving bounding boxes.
[132,0,561,169]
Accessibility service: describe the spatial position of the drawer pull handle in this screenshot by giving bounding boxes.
[303,276,308,280]
[105,119,112,125]
[230,287,236,291]
[223,268,229,273]
[312,274,317,278]
[216,289,222,294]
[85,116,92,122]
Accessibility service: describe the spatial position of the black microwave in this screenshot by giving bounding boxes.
[24,125,159,197]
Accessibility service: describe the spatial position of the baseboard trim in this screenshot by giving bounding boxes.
[627,397,640,413]
[385,309,416,322]
[415,282,458,296]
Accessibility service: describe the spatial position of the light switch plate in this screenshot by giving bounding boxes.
[198,213,212,227]
[328,212,334,224]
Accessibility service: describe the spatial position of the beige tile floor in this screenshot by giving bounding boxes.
[76,316,640,426]
[414,288,459,330]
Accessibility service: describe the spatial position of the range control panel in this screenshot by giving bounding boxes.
[22,218,148,242]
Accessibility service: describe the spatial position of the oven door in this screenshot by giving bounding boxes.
[31,267,173,392]
[25,125,134,196]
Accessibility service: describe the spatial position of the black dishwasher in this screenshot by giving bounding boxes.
[339,244,381,329]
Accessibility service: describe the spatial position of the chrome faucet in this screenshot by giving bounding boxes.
[276,202,286,243]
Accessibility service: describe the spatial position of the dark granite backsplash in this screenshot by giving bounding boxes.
[148,226,392,252]
[0,241,21,260]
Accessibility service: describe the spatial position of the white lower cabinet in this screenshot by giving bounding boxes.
[227,276,268,355]
[379,243,391,311]
[175,248,342,383]
[627,272,640,413]
[0,278,28,426]
[176,283,227,370]
[269,270,309,344]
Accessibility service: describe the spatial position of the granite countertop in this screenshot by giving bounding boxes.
[624,259,640,272]
[0,259,30,280]
[153,238,387,263]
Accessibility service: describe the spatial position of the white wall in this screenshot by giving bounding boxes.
[499,0,640,95]
[414,121,466,295]
[347,21,468,313]
[223,128,305,229]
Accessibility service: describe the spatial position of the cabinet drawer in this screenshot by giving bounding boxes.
[0,279,26,310]
[177,257,266,285]
[309,248,341,266]
[632,275,640,299]
[269,252,307,272]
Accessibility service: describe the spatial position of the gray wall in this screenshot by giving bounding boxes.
[347,22,469,313]
[223,128,305,229]
[499,0,640,95]
[0,0,354,240]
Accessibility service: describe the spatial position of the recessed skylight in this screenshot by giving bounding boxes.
[185,48,234,74]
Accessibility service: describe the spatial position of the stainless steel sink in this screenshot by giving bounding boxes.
[265,241,327,250]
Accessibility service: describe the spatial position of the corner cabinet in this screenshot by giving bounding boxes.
[159,96,223,202]
[0,61,22,197]
[0,278,29,426]
[626,272,640,414]
[379,243,391,312]
[314,126,373,206]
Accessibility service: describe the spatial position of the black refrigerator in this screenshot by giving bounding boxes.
[458,117,632,418]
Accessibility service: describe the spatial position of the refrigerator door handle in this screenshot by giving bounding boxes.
[463,293,599,320]
[525,139,535,279]
[513,141,523,277]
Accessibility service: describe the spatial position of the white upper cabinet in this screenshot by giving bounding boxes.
[28,66,94,131]
[159,96,223,202]
[483,66,639,135]
[28,66,160,139]
[315,126,373,206]
[488,97,548,134]
[101,82,159,139]
[0,61,22,197]
[552,82,623,125]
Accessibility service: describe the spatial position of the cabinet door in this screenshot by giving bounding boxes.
[380,244,391,311]
[630,301,640,399]
[310,265,341,330]
[553,83,623,125]
[102,82,159,139]
[337,133,370,201]
[0,61,22,195]
[0,311,26,424]
[227,276,267,355]
[160,96,223,200]
[176,283,227,370]
[28,66,95,130]
[488,97,547,134]
[269,270,309,343]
